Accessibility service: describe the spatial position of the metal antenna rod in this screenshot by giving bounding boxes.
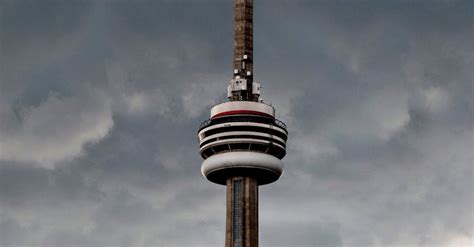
[233,0,253,73]
[233,0,254,98]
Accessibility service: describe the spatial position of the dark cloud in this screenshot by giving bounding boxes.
[0,0,472,246]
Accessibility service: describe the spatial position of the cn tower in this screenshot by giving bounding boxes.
[198,0,287,246]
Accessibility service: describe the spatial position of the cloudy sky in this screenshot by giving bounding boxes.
[0,0,473,246]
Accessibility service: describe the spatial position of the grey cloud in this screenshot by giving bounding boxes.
[0,0,472,246]
[0,88,113,167]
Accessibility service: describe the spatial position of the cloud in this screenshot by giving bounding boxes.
[0,0,472,246]
[182,73,228,118]
[0,89,113,168]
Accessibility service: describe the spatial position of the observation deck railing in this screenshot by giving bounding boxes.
[199,116,287,132]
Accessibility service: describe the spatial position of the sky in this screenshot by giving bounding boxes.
[0,0,473,246]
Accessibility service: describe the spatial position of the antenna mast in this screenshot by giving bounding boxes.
[229,0,261,102]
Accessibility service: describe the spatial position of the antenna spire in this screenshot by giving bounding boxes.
[228,0,261,102]
[233,0,253,76]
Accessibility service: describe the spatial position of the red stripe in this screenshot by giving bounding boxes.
[212,110,273,119]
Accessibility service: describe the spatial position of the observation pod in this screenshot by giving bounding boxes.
[198,101,287,185]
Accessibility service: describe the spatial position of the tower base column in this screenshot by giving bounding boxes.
[225,176,258,247]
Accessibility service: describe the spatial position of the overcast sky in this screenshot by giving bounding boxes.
[0,0,473,246]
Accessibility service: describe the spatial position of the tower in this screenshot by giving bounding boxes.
[198,0,287,246]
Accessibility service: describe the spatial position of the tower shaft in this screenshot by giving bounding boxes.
[226,176,258,247]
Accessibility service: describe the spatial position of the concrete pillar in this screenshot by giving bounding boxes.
[226,176,258,247]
